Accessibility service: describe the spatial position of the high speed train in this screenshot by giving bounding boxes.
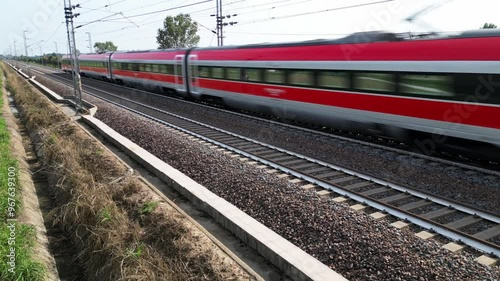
[61,30,500,159]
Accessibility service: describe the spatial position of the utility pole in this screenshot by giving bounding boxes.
[211,0,237,46]
[13,41,17,67]
[216,0,222,46]
[54,41,58,53]
[23,30,28,56]
[85,32,92,53]
[64,0,83,115]
[40,46,44,65]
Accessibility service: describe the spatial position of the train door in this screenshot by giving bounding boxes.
[174,55,186,94]
[107,53,114,80]
[188,55,199,95]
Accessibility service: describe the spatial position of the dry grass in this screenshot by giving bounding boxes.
[2,63,246,281]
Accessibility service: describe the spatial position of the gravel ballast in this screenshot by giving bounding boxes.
[74,77,500,215]
[87,94,499,281]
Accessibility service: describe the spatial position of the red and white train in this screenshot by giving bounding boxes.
[62,30,500,158]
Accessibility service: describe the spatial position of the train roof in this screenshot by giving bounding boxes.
[194,29,500,51]
[112,48,187,55]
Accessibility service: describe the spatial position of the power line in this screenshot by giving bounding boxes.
[79,0,128,15]
[190,0,245,15]
[118,0,212,19]
[228,0,293,11]
[232,0,312,17]
[37,23,65,48]
[238,0,395,26]
[76,0,211,29]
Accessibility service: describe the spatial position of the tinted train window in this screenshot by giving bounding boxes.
[199,66,210,77]
[211,67,224,79]
[145,64,152,72]
[158,64,166,74]
[226,68,241,80]
[152,64,159,73]
[354,72,395,92]
[166,64,174,74]
[318,71,349,89]
[289,70,314,86]
[175,64,182,75]
[139,64,145,72]
[400,74,454,97]
[455,73,500,103]
[265,69,285,84]
[246,69,262,82]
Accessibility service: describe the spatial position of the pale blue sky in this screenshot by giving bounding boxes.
[1,0,498,56]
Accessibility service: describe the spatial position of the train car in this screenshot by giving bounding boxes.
[61,54,72,72]
[188,30,500,154]
[109,49,188,97]
[79,52,113,80]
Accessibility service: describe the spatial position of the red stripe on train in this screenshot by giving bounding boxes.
[80,66,108,74]
[198,78,500,129]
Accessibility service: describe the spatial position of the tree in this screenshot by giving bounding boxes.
[157,14,200,49]
[480,23,497,29]
[93,41,118,53]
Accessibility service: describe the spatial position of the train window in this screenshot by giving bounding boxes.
[226,68,241,80]
[289,70,314,86]
[265,69,285,84]
[246,69,262,82]
[400,74,454,97]
[199,66,210,77]
[152,64,159,73]
[145,64,152,72]
[175,64,182,75]
[132,63,139,71]
[318,71,349,89]
[139,64,145,72]
[211,67,224,79]
[166,64,174,74]
[159,64,167,74]
[354,72,395,92]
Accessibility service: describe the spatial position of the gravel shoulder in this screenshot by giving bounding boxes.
[89,94,500,281]
[76,77,500,215]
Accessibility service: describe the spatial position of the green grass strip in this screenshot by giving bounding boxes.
[0,64,45,281]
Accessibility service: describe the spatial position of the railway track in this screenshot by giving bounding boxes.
[28,65,500,258]
[27,63,500,177]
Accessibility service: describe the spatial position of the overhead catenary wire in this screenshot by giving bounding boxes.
[76,0,211,29]
[237,0,395,26]
[79,0,128,15]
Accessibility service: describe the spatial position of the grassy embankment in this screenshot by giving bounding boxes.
[0,65,46,280]
[1,62,242,280]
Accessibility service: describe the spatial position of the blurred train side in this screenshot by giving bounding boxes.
[62,30,500,157]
